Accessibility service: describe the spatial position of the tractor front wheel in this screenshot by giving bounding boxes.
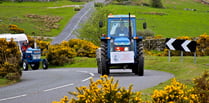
[23,60,28,71]
[42,59,48,70]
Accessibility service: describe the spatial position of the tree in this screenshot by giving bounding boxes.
[150,0,164,8]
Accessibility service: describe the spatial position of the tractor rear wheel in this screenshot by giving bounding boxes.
[42,59,48,70]
[101,41,109,75]
[31,62,40,70]
[136,41,144,76]
[23,60,28,71]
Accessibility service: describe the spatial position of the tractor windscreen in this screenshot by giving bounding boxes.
[109,20,133,37]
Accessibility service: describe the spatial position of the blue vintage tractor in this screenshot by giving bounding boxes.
[22,48,48,71]
[96,14,145,76]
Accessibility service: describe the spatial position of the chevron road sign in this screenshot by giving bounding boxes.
[165,38,197,52]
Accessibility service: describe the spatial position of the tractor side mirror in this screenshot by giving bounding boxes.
[143,22,147,29]
[99,21,103,28]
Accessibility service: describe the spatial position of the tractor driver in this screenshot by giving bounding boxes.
[115,22,128,36]
[21,41,30,52]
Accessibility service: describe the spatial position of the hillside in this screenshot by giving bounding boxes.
[0,0,83,36]
[0,0,208,38]
[105,0,209,37]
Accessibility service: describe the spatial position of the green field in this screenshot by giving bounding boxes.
[105,0,209,37]
[0,0,208,37]
[0,1,83,36]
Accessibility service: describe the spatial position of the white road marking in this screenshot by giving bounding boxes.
[77,71,94,82]
[43,83,74,92]
[89,73,94,76]
[82,77,92,82]
[0,94,27,102]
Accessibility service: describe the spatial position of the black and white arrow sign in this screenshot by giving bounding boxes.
[165,38,197,52]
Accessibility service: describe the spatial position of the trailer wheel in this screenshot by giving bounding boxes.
[101,41,109,75]
[31,62,40,70]
[23,60,28,71]
[42,59,48,70]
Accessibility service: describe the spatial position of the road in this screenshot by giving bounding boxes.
[51,0,106,44]
[0,68,174,103]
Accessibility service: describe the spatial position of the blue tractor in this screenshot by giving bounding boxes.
[96,14,145,76]
[22,48,48,71]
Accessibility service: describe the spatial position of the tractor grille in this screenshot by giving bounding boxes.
[32,54,41,59]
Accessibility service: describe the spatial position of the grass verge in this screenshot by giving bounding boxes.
[0,78,18,87]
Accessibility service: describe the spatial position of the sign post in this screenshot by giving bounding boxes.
[165,38,197,63]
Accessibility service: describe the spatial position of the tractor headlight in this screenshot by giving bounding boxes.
[124,47,129,51]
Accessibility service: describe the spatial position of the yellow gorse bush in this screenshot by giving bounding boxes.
[46,44,77,66]
[152,78,190,103]
[67,39,99,57]
[196,33,209,56]
[0,38,21,80]
[53,75,142,103]
[151,78,205,103]
[53,72,208,103]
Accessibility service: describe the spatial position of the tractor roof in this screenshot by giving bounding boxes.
[108,14,136,18]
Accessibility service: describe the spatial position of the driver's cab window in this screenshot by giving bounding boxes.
[110,20,130,36]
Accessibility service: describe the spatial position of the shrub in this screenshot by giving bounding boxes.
[67,39,98,57]
[150,0,164,8]
[196,33,209,56]
[8,24,24,33]
[0,39,21,81]
[52,73,208,103]
[152,78,191,103]
[36,39,50,55]
[94,2,104,7]
[53,75,142,103]
[192,71,209,103]
[46,43,77,66]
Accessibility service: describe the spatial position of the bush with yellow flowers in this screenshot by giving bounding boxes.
[52,75,142,103]
[8,24,24,33]
[152,78,192,103]
[46,43,77,66]
[0,38,21,81]
[36,40,50,56]
[196,33,209,56]
[152,71,209,103]
[53,72,208,103]
[192,71,209,103]
[67,39,99,58]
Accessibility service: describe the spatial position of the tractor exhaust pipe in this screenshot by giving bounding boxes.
[128,13,132,39]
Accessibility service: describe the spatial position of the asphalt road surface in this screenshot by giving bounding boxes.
[0,68,174,103]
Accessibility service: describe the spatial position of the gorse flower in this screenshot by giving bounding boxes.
[53,72,208,103]
[67,75,142,103]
